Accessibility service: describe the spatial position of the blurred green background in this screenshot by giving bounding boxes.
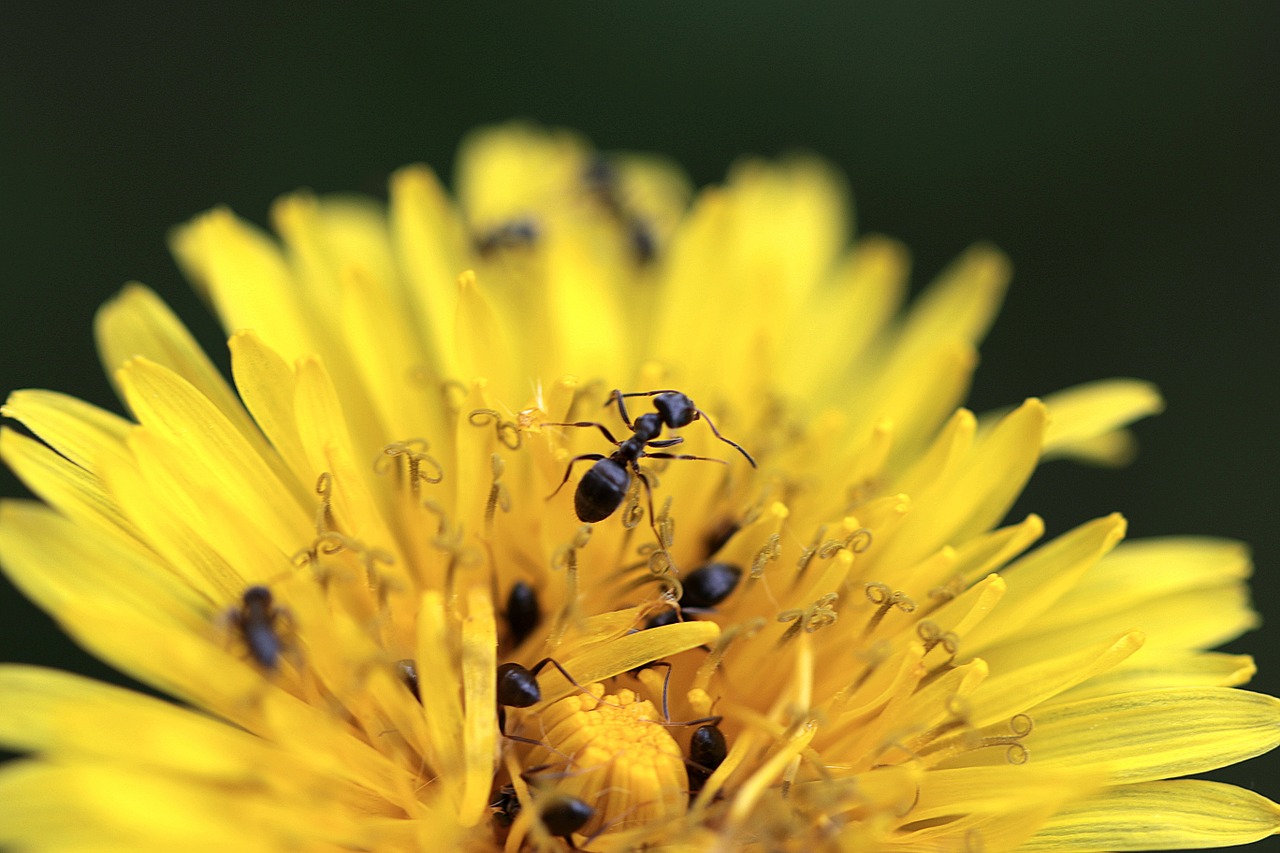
[1,4,1277,850]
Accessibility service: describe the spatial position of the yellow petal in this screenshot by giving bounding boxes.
[0,500,207,631]
[0,427,139,546]
[0,666,278,780]
[1,388,132,474]
[460,586,498,827]
[1011,688,1280,783]
[876,400,1049,574]
[388,163,468,379]
[1021,780,1280,851]
[228,330,312,486]
[117,357,310,551]
[893,242,1011,366]
[981,581,1258,675]
[970,630,1144,727]
[1057,649,1256,703]
[170,206,315,362]
[1040,378,1164,465]
[94,284,274,472]
[963,513,1126,653]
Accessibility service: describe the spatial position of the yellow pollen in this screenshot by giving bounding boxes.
[531,683,688,836]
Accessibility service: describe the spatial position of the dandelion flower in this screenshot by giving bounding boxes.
[2,123,1278,852]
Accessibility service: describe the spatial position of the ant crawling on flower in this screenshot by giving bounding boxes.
[547,389,757,528]
[226,586,291,671]
[495,657,607,735]
[492,782,595,850]
[643,560,744,630]
[492,775,598,850]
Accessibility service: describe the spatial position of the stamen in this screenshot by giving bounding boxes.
[830,640,891,710]
[914,621,962,690]
[620,477,645,529]
[693,618,766,692]
[863,583,917,636]
[922,575,966,617]
[291,530,349,573]
[548,526,591,646]
[915,621,960,658]
[752,534,781,578]
[376,439,444,500]
[314,472,336,535]
[485,453,512,532]
[421,500,481,596]
[975,714,1033,765]
[440,379,469,413]
[794,525,827,582]
[654,497,675,552]
[777,593,839,644]
[468,408,522,449]
[816,527,873,559]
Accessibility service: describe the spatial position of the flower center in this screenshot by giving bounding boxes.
[526,683,688,836]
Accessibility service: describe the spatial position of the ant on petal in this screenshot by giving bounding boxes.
[227,585,290,671]
[496,657,603,734]
[547,389,756,527]
[686,723,728,795]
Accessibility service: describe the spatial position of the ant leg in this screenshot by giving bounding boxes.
[605,389,634,429]
[527,657,600,703]
[645,437,684,449]
[692,408,758,468]
[643,452,728,465]
[547,454,607,499]
[545,420,622,446]
[616,389,681,399]
[657,713,724,729]
[634,660,674,721]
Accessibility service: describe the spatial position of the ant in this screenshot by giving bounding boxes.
[505,580,542,648]
[548,389,756,527]
[227,586,289,671]
[686,723,728,795]
[492,780,594,849]
[582,156,659,265]
[473,217,540,256]
[496,657,597,734]
[642,561,744,631]
[627,661,729,797]
[537,793,595,849]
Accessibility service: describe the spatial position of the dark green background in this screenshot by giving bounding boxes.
[2,5,1277,851]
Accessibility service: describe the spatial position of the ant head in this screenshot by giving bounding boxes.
[539,793,595,837]
[652,392,697,429]
[497,662,543,708]
[242,585,273,606]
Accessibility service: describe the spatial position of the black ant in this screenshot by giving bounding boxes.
[583,156,658,265]
[686,723,728,795]
[491,781,594,849]
[474,217,539,256]
[491,783,522,829]
[548,389,756,527]
[505,580,541,648]
[627,662,728,796]
[228,586,288,671]
[538,793,595,848]
[643,561,744,630]
[496,657,595,734]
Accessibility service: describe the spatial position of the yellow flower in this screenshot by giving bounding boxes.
[1,122,1277,852]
